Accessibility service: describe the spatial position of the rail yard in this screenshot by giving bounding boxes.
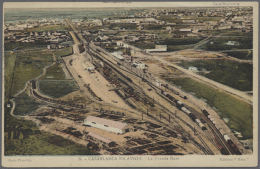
[15,17,250,156]
[4,6,254,157]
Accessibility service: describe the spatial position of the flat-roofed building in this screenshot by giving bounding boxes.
[111,51,125,61]
[83,116,132,134]
[83,61,95,71]
[145,45,167,53]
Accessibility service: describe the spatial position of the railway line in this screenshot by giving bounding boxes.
[64,18,236,155]
[86,44,218,155]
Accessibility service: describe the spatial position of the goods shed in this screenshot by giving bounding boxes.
[84,116,132,134]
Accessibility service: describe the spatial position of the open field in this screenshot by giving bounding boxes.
[41,64,66,80]
[128,42,155,49]
[167,44,194,52]
[5,50,53,97]
[52,47,73,59]
[38,80,79,98]
[25,24,71,32]
[4,42,47,51]
[165,78,253,140]
[4,52,16,101]
[199,37,253,51]
[13,88,41,116]
[5,132,98,155]
[178,60,253,91]
[224,51,252,60]
[158,37,204,46]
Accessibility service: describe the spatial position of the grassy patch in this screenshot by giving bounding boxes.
[38,80,79,98]
[158,37,203,46]
[178,60,253,91]
[9,50,53,96]
[128,42,155,49]
[5,132,97,155]
[41,64,66,80]
[167,45,194,51]
[4,42,47,51]
[52,47,73,58]
[221,31,253,37]
[224,51,252,60]
[4,52,16,101]
[166,78,253,139]
[200,37,253,51]
[13,89,41,116]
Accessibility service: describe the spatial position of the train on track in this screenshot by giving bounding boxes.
[161,91,207,130]
[203,109,242,155]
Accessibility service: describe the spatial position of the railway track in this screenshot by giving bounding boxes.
[65,19,223,155]
[191,109,233,155]
[87,44,217,155]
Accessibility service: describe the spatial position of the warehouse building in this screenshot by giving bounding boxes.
[145,45,167,53]
[111,51,125,61]
[83,61,95,71]
[83,116,132,134]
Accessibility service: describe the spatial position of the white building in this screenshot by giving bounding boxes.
[226,41,236,45]
[83,116,131,134]
[111,51,125,61]
[133,61,145,69]
[145,45,167,53]
[188,66,198,73]
[83,61,95,71]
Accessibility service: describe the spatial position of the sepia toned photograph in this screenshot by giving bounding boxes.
[2,2,258,167]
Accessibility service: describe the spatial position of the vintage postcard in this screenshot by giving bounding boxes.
[1,1,258,167]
